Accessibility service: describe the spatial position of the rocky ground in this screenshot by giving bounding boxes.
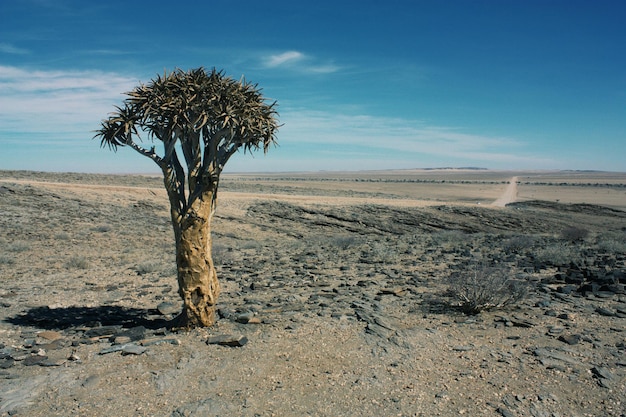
[0,172,625,416]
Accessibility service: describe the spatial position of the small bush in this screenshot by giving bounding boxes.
[65,256,90,269]
[503,235,536,253]
[597,239,626,254]
[54,232,71,240]
[212,243,236,264]
[432,230,466,245]
[534,244,578,267]
[93,224,113,233]
[369,241,399,263]
[595,232,626,254]
[7,242,30,252]
[330,235,358,250]
[446,264,529,314]
[0,255,15,265]
[560,226,589,242]
[134,261,161,275]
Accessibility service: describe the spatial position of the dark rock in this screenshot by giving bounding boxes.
[378,287,407,297]
[40,338,68,351]
[40,358,65,366]
[594,291,616,299]
[557,285,577,294]
[497,407,515,417]
[592,366,615,388]
[217,308,236,320]
[352,302,395,339]
[547,326,565,335]
[235,312,255,324]
[558,334,581,345]
[595,307,616,317]
[99,344,126,355]
[452,345,473,352]
[0,358,14,369]
[577,283,599,295]
[84,325,123,338]
[533,348,581,366]
[206,334,248,347]
[509,315,536,328]
[120,326,148,341]
[564,273,584,285]
[23,355,47,366]
[591,366,614,380]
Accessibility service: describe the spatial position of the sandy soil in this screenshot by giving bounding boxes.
[0,170,625,417]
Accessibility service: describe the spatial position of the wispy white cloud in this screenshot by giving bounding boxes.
[276,109,554,169]
[262,50,341,74]
[0,66,138,136]
[0,43,30,55]
[265,51,305,67]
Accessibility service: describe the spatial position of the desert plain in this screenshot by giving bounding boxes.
[0,168,625,416]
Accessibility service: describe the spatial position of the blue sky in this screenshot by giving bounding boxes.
[1,0,625,173]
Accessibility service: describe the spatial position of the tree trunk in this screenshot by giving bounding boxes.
[174,190,220,328]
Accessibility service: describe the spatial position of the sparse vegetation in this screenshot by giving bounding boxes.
[534,243,579,267]
[134,261,161,275]
[7,242,30,252]
[65,256,90,269]
[0,255,15,265]
[560,226,589,242]
[93,224,113,233]
[446,263,529,314]
[330,234,359,250]
[502,235,536,253]
[594,231,626,254]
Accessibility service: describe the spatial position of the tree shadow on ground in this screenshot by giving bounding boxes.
[5,305,171,331]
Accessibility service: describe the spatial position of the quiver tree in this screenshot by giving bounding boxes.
[94,68,279,328]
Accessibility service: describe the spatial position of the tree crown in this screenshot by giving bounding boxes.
[94,67,279,174]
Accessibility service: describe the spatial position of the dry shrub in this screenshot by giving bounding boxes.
[447,264,529,314]
[503,235,536,253]
[595,231,626,254]
[534,243,578,267]
[7,242,30,252]
[330,235,359,250]
[134,261,162,275]
[0,255,15,265]
[560,226,589,242]
[65,256,90,269]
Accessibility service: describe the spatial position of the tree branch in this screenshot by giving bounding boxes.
[126,138,165,167]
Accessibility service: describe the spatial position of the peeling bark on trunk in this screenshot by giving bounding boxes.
[173,190,220,328]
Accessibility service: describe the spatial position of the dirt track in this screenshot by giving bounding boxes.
[491,177,518,207]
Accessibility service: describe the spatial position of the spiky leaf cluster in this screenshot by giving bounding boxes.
[95,67,278,172]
